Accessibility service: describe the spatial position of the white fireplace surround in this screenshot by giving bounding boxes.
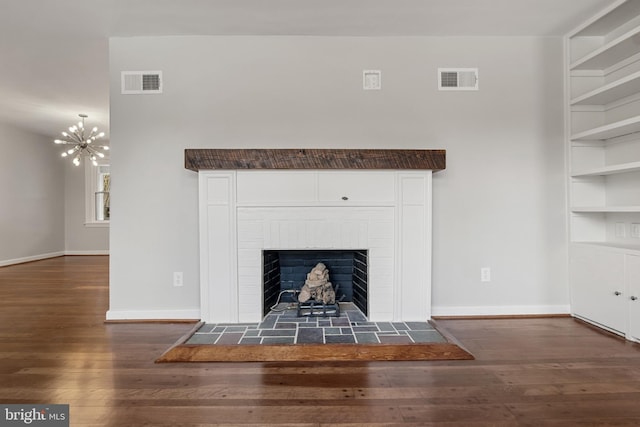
[198,169,433,323]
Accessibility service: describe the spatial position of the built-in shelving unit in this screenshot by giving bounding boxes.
[571,206,640,213]
[567,0,640,343]
[568,0,640,247]
[571,71,640,106]
[570,116,640,140]
[570,25,640,70]
[572,160,640,176]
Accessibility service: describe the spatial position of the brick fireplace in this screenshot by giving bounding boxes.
[187,149,446,323]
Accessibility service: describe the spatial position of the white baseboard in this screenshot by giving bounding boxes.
[0,251,109,267]
[105,309,200,321]
[0,251,65,267]
[432,304,571,317]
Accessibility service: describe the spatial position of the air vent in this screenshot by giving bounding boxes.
[121,71,163,94]
[438,68,478,91]
[363,70,382,90]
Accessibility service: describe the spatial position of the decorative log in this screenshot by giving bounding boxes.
[298,262,336,305]
[184,149,446,172]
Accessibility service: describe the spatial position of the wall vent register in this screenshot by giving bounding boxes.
[363,70,382,90]
[121,71,163,94]
[438,68,479,90]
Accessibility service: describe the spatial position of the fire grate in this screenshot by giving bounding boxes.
[297,301,341,318]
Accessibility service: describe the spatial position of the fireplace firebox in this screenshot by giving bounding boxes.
[262,250,368,318]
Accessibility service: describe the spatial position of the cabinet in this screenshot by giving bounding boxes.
[317,171,395,203]
[627,254,640,341]
[570,244,626,334]
[235,170,396,205]
[570,244,640,342]
[567,0,640,342]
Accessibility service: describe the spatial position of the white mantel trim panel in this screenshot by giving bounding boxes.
[198,170,433,323]
[199,172,238,323]
[397,173,432,322]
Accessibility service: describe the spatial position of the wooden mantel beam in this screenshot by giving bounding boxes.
[185,149,446,172]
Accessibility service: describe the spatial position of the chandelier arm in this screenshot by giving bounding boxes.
[73,130,84,142]
[67,133,82,144]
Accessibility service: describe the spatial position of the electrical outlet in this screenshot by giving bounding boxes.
[615,222,626,238]
[481,267,491,282]
[631,223,640,239]
[173,272,183,287]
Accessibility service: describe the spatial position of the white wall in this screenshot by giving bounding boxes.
[0,121,65,265]
[108,35,568,319]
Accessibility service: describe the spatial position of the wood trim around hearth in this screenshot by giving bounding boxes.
[185,149,446,172]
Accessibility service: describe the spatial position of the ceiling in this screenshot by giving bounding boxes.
[0,0,614,138]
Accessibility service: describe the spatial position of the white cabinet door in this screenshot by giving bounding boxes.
[236,171,397,205]
[236,171,316,204]
[570,245,626,334]
[626,254,640,342]
[318,172,395,203]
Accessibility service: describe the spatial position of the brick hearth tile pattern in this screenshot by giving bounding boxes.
[186,303,446,345]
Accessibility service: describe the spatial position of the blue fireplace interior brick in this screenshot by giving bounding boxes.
[262,249,368,316]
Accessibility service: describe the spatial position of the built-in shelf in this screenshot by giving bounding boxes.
[573,1,640,37]
[571,71,640,105]
[571,206,640,213]
[571,115,640,140]
[571,161,640,177]
[574,241,640,253]
[571,25,640,70]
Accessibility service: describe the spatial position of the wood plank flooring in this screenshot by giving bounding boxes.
[1,255,640,426]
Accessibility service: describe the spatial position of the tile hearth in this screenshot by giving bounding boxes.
[186,303,446,346]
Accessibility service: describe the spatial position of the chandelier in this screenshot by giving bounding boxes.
[54,114,109,166]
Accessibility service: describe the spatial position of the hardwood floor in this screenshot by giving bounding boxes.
[1,256,640,426]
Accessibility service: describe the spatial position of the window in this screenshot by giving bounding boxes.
[95,165,110,221]
[85,162,110,226]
